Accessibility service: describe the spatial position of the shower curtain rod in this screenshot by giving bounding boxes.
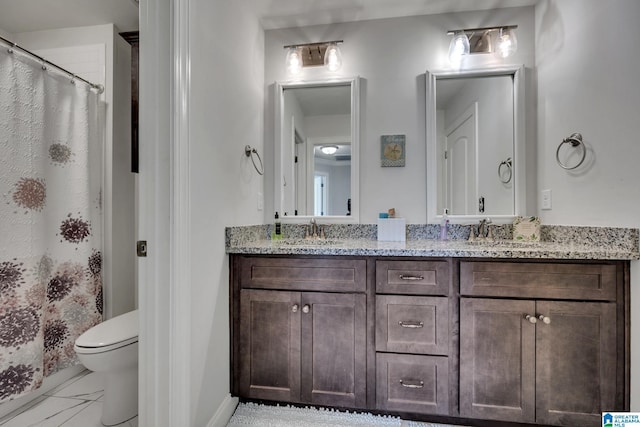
[0,35,105,94]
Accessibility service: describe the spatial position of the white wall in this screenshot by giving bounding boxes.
[187,1,264,425]
[264,7,536,224]
[0,27,12,39]
[535,0,640,409]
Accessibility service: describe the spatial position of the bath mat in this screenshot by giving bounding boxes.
[227,402,464,427]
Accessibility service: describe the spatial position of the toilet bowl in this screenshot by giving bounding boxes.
[74,310,138,426]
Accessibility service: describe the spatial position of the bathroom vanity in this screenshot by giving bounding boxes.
[227,227,637,427]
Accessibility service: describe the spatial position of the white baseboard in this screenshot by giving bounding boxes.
[207,394,239,427]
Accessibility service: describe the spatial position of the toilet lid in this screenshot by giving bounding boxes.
[75,310,138,349]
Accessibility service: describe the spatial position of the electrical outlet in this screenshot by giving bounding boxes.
[257,192,263,211]
[541,189,552,210]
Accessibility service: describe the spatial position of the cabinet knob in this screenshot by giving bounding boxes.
[292,304,299,313]
[524,314,537,324]
[538,315,551,324]
[302,304,310,314]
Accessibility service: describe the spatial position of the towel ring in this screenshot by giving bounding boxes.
[245,145,264,175]
[498,157,513,184]
[556,132,586,170]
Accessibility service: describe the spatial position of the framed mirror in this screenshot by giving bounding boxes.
[426,65,525,224]
[274,77,360,222]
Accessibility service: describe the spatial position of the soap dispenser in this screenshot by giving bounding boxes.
[272,212,282,240]
[440,210,449,241]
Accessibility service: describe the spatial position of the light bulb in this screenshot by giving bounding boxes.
[286,47,302,75]
[496,28,517,58]
[448,32,469,69]
[320,145,338,155]
[324,43,342,72]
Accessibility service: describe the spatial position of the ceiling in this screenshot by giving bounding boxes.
[255,0,538,30]
[0,0,140,34]
[0,0,537,35]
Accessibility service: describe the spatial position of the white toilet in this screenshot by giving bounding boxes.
[74,310,138,426]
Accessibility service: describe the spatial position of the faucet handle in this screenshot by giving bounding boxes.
[468,225,476,241]
[486,225,494,241]
[319,226,326,239]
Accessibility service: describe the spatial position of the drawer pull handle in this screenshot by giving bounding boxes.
[292,304,299,313]
[398,320,424,328]
[399,379,424,389]
[302,304,311,314]
[524,314,537,324]
[399,274,424,281]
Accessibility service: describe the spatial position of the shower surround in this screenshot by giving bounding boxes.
[0,46,103,401]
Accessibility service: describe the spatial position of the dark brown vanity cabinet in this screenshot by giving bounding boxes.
[231,255,629,427]
[375,260,453,416]
[231,256,367,408]
[459,261,624,427]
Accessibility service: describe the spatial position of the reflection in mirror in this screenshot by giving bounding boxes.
[426,66,525,224]
[275,78,359,222]
[309,141,351,216]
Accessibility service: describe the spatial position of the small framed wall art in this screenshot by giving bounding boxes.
[381,134,405,167]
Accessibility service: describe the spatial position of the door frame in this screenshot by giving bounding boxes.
[138,0,192,425]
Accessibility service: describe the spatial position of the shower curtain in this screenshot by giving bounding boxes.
[0,47,103,402]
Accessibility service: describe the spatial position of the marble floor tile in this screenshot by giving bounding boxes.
[0,396,91,427]
[1,371,137,427]
[59,399,138,427]
[46,372,104,401]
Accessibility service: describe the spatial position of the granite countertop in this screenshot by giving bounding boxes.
[226,224,640,260]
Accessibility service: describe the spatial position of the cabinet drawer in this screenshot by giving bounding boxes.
[376,295,448,355]
[238,256,366,292]
[376,353,449,415]
[460,261,617,301]
[376,260,449,295]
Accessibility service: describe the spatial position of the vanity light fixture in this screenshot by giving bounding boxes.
[448,31,470,70]
[324,42,342,71]
[285,47,303,75]
[320,145,339,155]
[284,40,343,75]
[447,25,518,67]
[496,27,518,58]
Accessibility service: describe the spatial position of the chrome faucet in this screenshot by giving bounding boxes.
[308,218,318,238]
[478,218,493,240]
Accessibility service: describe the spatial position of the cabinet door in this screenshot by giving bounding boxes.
[460,298,536,423]
[300,292,367,408]
[536,301,617,426]
[238,289,300,402]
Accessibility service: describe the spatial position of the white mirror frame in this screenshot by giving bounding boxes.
[274,77,360,223]
[426,65,526,224]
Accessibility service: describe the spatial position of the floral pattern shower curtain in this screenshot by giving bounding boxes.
[0,47,103,401]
